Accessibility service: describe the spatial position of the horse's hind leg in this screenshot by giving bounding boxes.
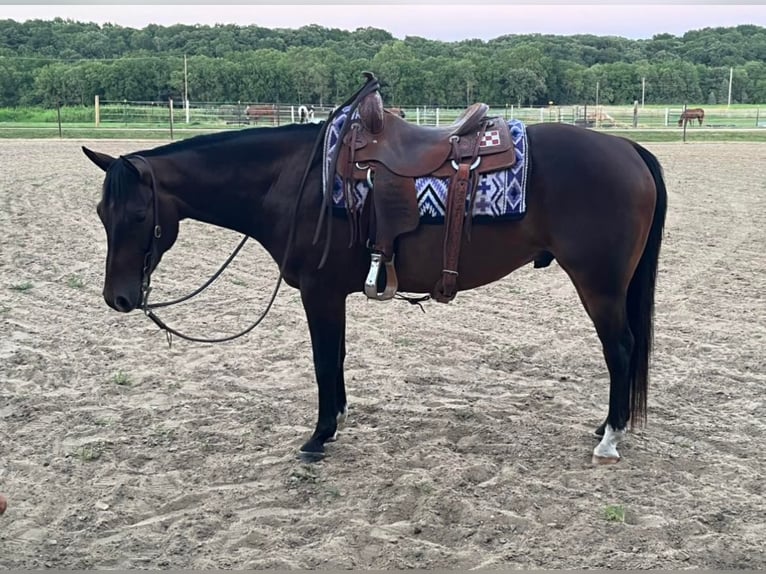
[335,331,348,430]
[562,262,636,462]
[584,292,635,464]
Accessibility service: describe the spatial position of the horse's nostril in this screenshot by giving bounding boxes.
[115,295,132,312]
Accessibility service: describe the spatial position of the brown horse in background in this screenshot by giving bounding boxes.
[678,107,704,127]
[244,103,277,125]
[82,79,666,466]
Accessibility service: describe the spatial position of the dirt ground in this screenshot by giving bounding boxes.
[1,138,764,569]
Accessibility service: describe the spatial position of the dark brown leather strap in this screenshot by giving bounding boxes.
[432,121,487,303]
[433,161,470,303]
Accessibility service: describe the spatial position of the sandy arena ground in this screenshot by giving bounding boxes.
[0,138,764,569]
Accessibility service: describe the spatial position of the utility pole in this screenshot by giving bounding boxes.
[641,77,646,109]
[184,54,190,124]
[727,66,733,108]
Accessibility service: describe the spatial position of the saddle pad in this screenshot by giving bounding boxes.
[323,108,529,222]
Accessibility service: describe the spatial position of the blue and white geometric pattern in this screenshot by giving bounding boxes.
[324,112,529,222]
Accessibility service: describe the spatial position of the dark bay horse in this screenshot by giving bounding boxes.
[82,114,666,465]
[678,107,704,127]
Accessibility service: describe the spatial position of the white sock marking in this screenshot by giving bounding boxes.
[593,424,626,460]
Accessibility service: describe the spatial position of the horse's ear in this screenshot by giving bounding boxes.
[82,146,116,172]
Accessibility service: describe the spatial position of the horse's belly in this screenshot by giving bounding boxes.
[394,221,540,293]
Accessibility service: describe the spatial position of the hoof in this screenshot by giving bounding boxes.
[299,435,327,463]
[298,449,326,463]
[592,454,621,465]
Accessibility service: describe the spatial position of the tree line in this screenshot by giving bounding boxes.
[1,18,766,107]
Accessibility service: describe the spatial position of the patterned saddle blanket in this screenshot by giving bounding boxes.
[324,112,530,223]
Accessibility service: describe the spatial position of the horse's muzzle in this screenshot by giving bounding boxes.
[104,289,139,313]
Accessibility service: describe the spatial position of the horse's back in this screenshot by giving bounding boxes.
[526,123,655,211]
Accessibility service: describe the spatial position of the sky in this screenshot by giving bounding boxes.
[2,4,766,42]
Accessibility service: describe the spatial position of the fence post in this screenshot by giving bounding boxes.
[436,107,440,127]
[94,95,100,128]
[664,108,669,127]
[682,103,687,143]
[756,108,760,128]
[169,98,174,140]
[56,100,62,138]
[540,108,544,122]
[633,100,639,128]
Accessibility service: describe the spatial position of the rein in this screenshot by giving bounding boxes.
[126,120,328,345]
[124,73,419,345]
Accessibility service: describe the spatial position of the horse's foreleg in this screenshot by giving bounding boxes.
[299,285,347,461]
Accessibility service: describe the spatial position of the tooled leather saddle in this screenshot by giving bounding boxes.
[328,73,517,303]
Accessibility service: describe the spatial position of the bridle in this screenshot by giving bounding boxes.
[119,154,268,345]
[122,120,325,345]
[117,73,396,346]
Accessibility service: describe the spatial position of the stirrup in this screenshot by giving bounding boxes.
[364,253,398,301]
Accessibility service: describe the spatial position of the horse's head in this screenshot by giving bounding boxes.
[82,147,179,313]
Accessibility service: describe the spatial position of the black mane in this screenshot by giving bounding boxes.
[140,121,322,157]
[103,122,323,203]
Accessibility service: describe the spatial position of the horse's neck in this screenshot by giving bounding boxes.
[158,151,275,237]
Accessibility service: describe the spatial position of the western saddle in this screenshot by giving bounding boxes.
[330,73,517,303]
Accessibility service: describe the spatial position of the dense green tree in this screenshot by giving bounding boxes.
[1,19,766,107]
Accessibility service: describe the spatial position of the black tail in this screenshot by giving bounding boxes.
[626,142,667,427]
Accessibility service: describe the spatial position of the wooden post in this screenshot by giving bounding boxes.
[633,100,639,128]
[94,95,100,127]
[756,108,760,128]
[682,103,688,143]
[56,100,62,138]
[169,98,174,140]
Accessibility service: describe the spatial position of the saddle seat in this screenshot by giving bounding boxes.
[338,97,513,180]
